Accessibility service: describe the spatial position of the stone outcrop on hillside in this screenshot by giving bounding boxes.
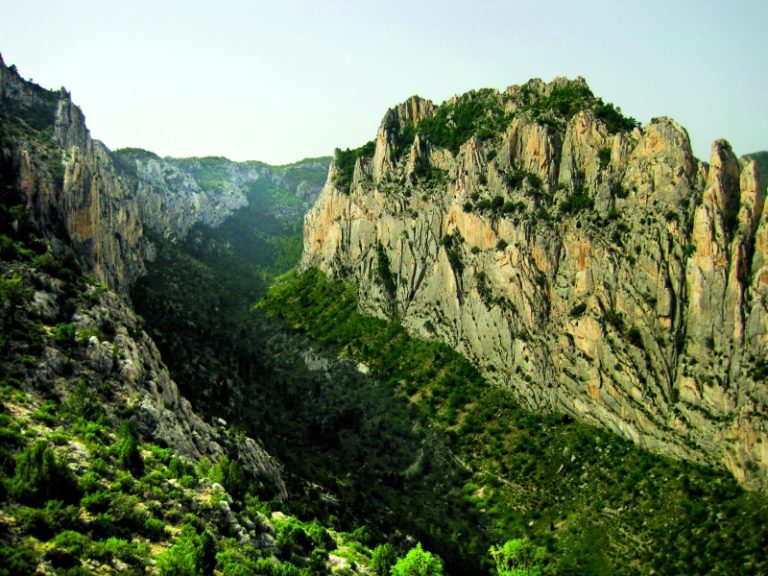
[1,59,152,294]
[114,151,328,241]
[1,56,304,494]
[302,79,768,489]
[2,57,328,293]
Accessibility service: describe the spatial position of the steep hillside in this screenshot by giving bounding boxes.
[261,267,768,576]
[0,256,380,574]
[302,78,768,490]
[0,54,152,294]
[1,55,388,575]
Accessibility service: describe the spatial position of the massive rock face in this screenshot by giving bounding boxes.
[2,56,328,293]
[1,56,326,496]
[1,57,152,294]
[113,150,328,241]
[302,78,768,489]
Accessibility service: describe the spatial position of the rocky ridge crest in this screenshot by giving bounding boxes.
[302,78,768,489]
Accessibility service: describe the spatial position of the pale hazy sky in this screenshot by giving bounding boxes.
[1,0,765,165]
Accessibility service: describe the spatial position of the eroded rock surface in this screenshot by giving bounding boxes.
[303,78,768,489]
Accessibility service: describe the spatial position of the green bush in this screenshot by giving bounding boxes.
[627,327,643,348]
[9,440,80,506]
[371,543,397,576]
[0,542,38,576]
[31,401,58,425]
[63,379,106,423]
[597,147,611,170]
[376,242,397,300]
[53,322,77,345]
[90,536,150,567]
[333,141,375,192]
[15,500,81,540]
[117,421,144,477]
[209,455,247,502]
[569,303,587,317]
[276,519,313,559]
[157,524,216,576]
[391,543,443,576]
[489,538,547,576]
[559,193,594,214]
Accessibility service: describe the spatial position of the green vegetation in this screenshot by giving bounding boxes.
[0,379,387,574]
[376,241,397,301]
[559,192,594,214]
[569,302,587,317]
[333,140,375,192]
[259,268,768,575]
[372,543,398,576]
[0,254,388,574]
[510,79,639,134]
[390,543,443,576]
[441,232,464,275]
[597,147,611,170]
[418,89,510,154]
[390,120,416,161]
[156,523,216,576]
[8,440,81,506]
[490,539,547,576]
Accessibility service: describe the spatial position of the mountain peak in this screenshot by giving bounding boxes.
[303,79,768,490]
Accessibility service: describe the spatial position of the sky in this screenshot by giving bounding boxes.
[0,0,765,165]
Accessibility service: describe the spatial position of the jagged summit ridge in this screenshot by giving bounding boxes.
[303,77,768,490]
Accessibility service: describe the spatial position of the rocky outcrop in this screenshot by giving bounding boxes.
[114,151,329,241]
[1,57,299,496]
[2,57,328,293]
[2,60,152,294]
[302,78,768,490]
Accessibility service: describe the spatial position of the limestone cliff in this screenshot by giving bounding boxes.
[1,56,302,495]
[113,150,328,241]
[1,56,328,293]
[1,56,152,294]
[302,78,768,489]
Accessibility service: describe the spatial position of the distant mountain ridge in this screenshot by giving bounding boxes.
[1,52,329,294]
[302,77,768,490]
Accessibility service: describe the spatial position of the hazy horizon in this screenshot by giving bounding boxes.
[1,0,766,165]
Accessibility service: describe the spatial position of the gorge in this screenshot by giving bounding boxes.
[1,54,767,575]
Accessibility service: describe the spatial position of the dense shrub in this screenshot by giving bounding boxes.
[157,524,216,576]
[560,193,594,214]
[333,141,375,192]
[372,543,398,576]
[391,543,443,576]
[9,440,80,506]
[117,421,144,477]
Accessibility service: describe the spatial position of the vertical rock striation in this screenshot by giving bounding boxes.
[302,78,768,489]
